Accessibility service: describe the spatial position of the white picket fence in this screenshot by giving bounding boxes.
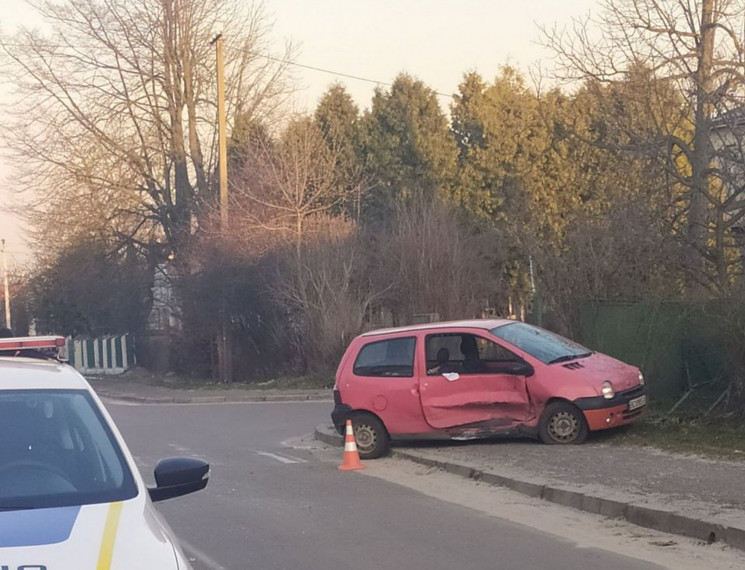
[66,334,135,375]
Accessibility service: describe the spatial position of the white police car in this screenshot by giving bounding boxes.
[0,336,209,570]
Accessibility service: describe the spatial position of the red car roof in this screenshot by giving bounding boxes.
[360,319,516,338]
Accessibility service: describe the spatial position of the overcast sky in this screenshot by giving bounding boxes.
[0,0,600,263]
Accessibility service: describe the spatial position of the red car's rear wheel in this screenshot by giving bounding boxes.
[352,413,390,459]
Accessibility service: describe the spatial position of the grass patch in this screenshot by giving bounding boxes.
[250,373,334,390]
[604,409,745,461]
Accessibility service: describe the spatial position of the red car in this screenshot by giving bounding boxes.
[331,319,647,458]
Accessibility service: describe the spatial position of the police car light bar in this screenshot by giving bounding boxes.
[0,335,67,351]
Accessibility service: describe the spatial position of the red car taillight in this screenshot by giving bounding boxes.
[333,388,342,405]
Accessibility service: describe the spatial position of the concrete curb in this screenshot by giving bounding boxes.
[315,424,344,447]
[313,423,745,552]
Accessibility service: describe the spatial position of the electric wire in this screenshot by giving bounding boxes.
[0,41,455,99]
[223,44,454,98]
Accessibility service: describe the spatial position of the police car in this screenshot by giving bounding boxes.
[0,336,209,570]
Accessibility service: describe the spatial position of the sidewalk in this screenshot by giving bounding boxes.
[315,424,745,553]
[87,375,332,404]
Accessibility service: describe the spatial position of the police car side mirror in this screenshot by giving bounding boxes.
[149,457,210,502]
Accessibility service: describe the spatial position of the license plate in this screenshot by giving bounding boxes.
[628,395,647,411]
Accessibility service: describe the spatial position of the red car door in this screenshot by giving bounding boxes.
[418,331,533,429]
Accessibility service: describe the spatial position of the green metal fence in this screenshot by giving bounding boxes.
[576,300,734,402]
[66,334,135,375]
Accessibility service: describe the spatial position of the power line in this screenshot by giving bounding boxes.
[1,41,455,99]
[225,45,454,99]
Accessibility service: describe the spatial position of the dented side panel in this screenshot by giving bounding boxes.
[419,372,531,429]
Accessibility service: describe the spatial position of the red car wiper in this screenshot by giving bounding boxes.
[548,352,592,364]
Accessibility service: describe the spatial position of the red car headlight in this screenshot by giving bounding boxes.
[602,381,615,399]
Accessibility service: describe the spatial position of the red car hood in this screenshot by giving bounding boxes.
[553,352,640,393]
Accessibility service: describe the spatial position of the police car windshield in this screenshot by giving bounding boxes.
[0,389,138,510]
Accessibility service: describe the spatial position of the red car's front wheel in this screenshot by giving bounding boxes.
[539,402,589,444]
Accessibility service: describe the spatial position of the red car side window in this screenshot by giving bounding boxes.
[426,333,522,375]
[353,337,416,377]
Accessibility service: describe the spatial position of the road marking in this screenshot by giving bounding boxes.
[281,436,322,450]
[168,443,195,454]
[180,538,229,570]
[255,450,308,464]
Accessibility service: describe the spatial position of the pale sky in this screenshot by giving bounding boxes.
[0,0,600,263]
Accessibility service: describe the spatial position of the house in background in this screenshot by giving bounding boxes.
[139,262,181,372]
[709,108,745,264]
[147,263,181,332]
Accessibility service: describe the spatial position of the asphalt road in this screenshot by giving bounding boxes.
[106,400,667,570]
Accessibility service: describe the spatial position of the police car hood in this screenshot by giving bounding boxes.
[0,497,182,570]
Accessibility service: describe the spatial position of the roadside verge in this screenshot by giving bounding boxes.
[87,376,331,404]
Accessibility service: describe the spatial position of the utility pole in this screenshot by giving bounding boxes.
[212,33,229,230]
[1,239,10,329]
[528,255,542,327]
[211,33,232,382]
[687,0,716,295]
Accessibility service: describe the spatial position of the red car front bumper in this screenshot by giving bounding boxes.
[575,385,648,431]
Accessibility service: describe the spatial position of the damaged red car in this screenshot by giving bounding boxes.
[331,319,647,459]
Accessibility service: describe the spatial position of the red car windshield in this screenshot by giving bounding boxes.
[491,323,592,364]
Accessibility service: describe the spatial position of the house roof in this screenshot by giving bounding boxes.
[711,107,745,131]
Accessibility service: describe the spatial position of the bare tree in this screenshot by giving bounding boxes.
[231,116,360,256]
[1,0,294,265]
[269,217,391,370]
[535,196,685,335]
[543,0,745,293]
[378,199,500,324]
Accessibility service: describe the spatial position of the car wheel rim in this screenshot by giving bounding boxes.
[549,411,578,442]
[354,423,376,452]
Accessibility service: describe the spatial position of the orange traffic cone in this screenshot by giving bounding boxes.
[338,419,365,471]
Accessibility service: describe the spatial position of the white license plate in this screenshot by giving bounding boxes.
[628,395,647,411]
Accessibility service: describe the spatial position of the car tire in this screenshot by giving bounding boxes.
[538,401,588,445]
[352,413,390,459]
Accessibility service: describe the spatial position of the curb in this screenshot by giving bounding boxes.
[96,392,181,404]
[315,424,344,447]
[313,424,745,552]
